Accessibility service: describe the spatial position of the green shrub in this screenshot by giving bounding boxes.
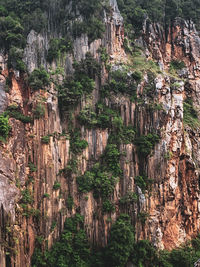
[58,76,94,110]
[72,18,105,44]
[41,135,50,144]
[183,98,200,129]
[77,106,98,128]
[0,15,25,49]
[77,163,117,199]
[58,53,99,112]
[70,130,88,154]
[66,195,74,210]
[32,214,90,267]
[6,105,33,123]
[138,212,149,225]
[43,193,50,198]
[134,175,153,193]
[131,240,159,267]
[61,158,78,177]
[47,38,72,62]
[33,104,45,119]
[50,220,57,232]
[102,200,115,213]
[8,46,26,71]
[103,144,122,176]
[170,60,186,71]
[20,189,33,204]
[28,162,37,172]
[0,114,11,140]
[53,181,61,190]
[134,133,160,157]
[119,192,137,205]
[102,69,138,98]
[28,67,50,91]
[105,214,135,267]
[77,171,95,193]
[92,170,116,199]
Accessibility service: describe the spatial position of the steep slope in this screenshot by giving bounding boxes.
[0,0,200,266]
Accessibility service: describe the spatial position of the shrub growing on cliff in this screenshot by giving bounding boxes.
[33,104,45,119]
[134,175,153,193]
[41,135,50,144]
[183,98,200,129]
[102,69,138,98]
[0,114,10,141]
[28,68,50,91]
[105,214,135,267]
[6,105,33,123]
[70,130,88,154]
[47,38,72,62]
[32,214,91,267]
[134,133,160,157]
[8,46,26,71]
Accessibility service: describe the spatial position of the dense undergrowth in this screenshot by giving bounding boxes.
[32,213,200,267]
[117,0,200,36]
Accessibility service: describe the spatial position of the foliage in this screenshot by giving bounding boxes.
[47,38,72,62]
[58,53,99,111]
[77,164,117,199]
[134,175,153,193]
[170,60,186,71]
[73,52,101,79]
[98,46,109,68]
[102,200,115,213]
[41,135,50,144]
[103,144,122,176]
[119,192,137,205]
[33,104,45,119]
[183,98,200,129]
[105,214,135,267]
[53,181,61,190]
[0,113,11,140]
[28,68,50,91]
[28,162,37,172]
[0,15,25,49]
[20,189,33,205]
[131,239,159,267]
[5,105,33,123]
[32,214,90,267]
[43,193,50,198]
[66,195,74,210]
[71,0,106,43]
[78,106,98,128]
[61,158,78,177]
[70,129,88,154]
[117,0,200,35]
[102,68,138,98]
[78,104,135,139]
[50,221,57,232]
[134,133,160,157]
[77,171,95,193]
[8,46,26,71]
[138,212,149,225]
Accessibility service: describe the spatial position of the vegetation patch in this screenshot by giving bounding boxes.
[5,105,33,123]
[47,38,72,63]
[134,133,160,157]
[28,67,50,91]
[0,113,11,141]
[33,103,45,119]
[183,98,200,129]
[41,135,50,144]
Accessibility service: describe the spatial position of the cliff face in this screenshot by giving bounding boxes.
[0,1,200,266]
